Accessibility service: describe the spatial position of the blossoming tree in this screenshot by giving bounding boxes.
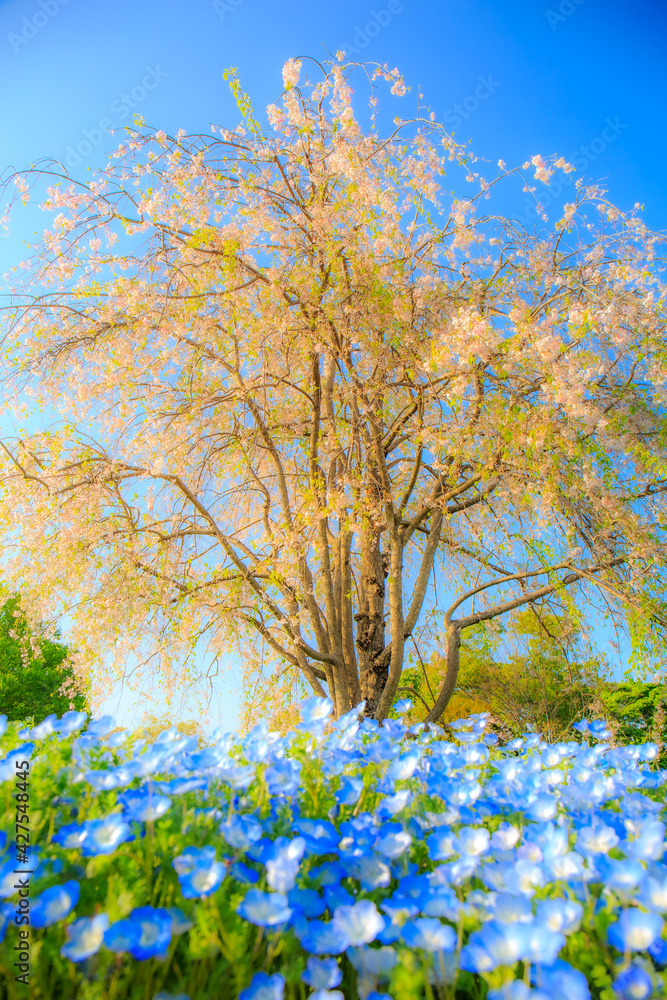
[1,57,666,721]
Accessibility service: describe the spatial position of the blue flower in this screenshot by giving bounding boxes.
[172,845,227,898]
[301,956,342,989]
[31,881,80,928]
[30,714,58,740]
[238,972,285,1000]
[288,887,326,919]
[85,716,116,738]
[534,960,591,1000]
[612,963,653,999]
[265,836,306,892]
[236,889,292,927]
[608,909,663,952]
[401,918,457,952]
[55,711,88,735]
[121,790,172,823]
[332,900,385,946]
[293,818,340,855]
[80,814,134,856]
[220,812,263,851]
[335,776,363,806]
[299,919,350,955]
[126,906,173,960]
[300,696,334,726]
[265,759,302,797]
[104,918,141,953]
[60,913,110,962]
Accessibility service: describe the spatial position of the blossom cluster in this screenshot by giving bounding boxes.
[0,697,666,999]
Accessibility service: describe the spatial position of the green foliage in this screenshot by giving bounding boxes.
[0,592,88,724]
[401,609,667,750]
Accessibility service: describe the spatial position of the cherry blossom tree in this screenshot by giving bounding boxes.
[1,57,667,722]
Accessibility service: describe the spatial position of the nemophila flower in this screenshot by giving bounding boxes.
[576,823,620,854]
[490,823,521,851]
[122,791,172,823]
[30,714,58,740]
[30,880,80,928]
[220,813,263,851]
[237,889,292,927]
[623,819,666,862]
[487,983,533,1000]
[60,913,110,962]
[607,909,663,952]
[638,875,667,912]
[300,695,334,727]
[212,763,256,789]
[494,893,532,924]
[85,715,116,738]
[288,887,326,920]
[307,989,344,1000]
[123,907,172,961]
[346,855,392,891]
[332,900,384,947]
[462,919,528,970]
[648,936,667,966]
[239,972,285,1000]
[266,836,306,892]
[335,775,363,806]
[375,828,412,859]
[179,859,227,898]
[535,898,582,934]
[426,830,457,861]
[302,956,342,989]
[80,814,135,856]
[265,759,302,797]
[293,818,340,855]
[104,918,141,953]
[456,826,491,856]
[531,960,591,1000]
[299,919,351,955]
[375,789,412,819]
[611,963,653,1000]
[596,857,645,893]
[173,845,217,875]
[401,917,457,952]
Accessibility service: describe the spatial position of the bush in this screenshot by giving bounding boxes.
[0,695,665,998]
[0,592,88,725]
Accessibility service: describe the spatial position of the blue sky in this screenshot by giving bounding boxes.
[0,0,664,732]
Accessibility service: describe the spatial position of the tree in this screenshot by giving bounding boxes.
[1,57,667,722]
[0,590,88,724]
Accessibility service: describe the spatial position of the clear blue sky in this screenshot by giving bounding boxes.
[0,0,664,731]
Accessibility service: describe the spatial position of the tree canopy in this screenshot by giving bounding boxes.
[1,57,667,721]
[0,590,88,724]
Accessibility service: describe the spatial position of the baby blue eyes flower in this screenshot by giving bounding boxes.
[266,837,306,892]
[576,822,620,855]
[375,829,412,859]
[535,898,583,934]
[220,813,263,851]
[335,776,363,806]
[237,889,292,927]
[31,880,80,928]
[264,759,302,797]
[172,845,227,898]
[401,918,457,952]
[456,826,491,856]
[301,956,342,989]
[80,815,135,856]
[332,900,385,947]
[55,711,88,735]
[60,913,110,962]
[300,696,334,726]
[123,792,172,823]
[607,909,663,952]
[299,920,350,955]
[611,963,653,1000]
[104,906,172,962]
[238,972,285,1000]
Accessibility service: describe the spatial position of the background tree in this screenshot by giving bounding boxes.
[1,57,667,723]
[0,590,88,724]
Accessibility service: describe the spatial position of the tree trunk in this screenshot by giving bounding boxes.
[424,624,460,723]
[355,528,388,717]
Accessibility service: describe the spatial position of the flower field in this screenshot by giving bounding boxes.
[0,696,666,1000]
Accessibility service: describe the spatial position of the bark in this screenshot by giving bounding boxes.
[423,624,461,724]
[355,524,389,717]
